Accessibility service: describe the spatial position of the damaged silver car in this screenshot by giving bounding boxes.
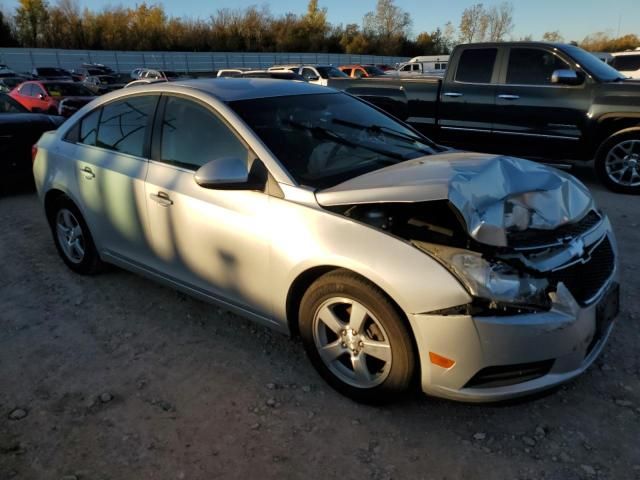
[33,79,619,403]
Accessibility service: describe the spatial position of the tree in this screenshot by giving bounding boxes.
[458,3,488,43]
[303,0,328,51]
[442,21,457,53]
[486,2,513,42]
[14,0,49,47]
[0,11,18,46]
[542,30,564,43]
[363,0,411,55]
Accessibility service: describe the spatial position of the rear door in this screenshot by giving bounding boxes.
[437,46,501,151]
[492,46,591,160]
[69,94,159,263]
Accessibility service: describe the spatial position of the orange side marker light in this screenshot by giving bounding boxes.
[429,351,456,369]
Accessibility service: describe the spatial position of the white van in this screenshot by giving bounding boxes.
[396,55,449,76]
[610,50,640,79]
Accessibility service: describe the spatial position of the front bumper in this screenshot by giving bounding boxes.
[409,273,619,403]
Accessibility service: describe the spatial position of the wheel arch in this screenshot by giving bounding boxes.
[593,116,640,156]
[44,188,69,225]
[285,264,422,387]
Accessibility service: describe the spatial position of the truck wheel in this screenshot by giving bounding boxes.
[299,270,415,404]
[596,132,640,194]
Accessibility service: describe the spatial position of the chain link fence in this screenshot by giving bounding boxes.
[0,48,408,75]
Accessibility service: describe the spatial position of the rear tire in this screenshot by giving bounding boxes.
[595,131,640,194]
[48,196,103,275]
[299,270,415,404]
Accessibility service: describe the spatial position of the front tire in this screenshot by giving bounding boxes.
[595,132,640,194]
[299,270,415,403]
[48,196,103,274]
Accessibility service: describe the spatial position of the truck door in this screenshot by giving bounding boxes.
[438,47,500,152]
[492,47,591,161]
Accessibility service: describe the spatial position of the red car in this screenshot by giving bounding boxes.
[9,80,96,117]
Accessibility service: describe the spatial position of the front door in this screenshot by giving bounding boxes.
[437,46,500,152]
[492,47,591,161]
[144,95,271,316]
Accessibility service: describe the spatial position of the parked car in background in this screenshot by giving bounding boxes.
[240,70,304,81]
[329,42,640,194]
[216,68,250,78]
[0,65,19,77]
[10,81,96,117]
[141,69,182,81]
[609,50,640,79]
[72,63,117,81]
[31,67,74,81]
[373,64,395,72]
[338,64,386,78]
[268,64,348,85]
[0,93,64,187]
[130,68,147,79]
[124,78,168,88]
[0,77,25,93]
[82,75,125,94]
[34,79,618,403]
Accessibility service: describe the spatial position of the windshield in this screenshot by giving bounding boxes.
[45,82,95,97]
[562,45,626,81]
[0,93,28,113]
[316,67,348,79]
[610,54,640,72]
[229,93,438,189]
[364,65,385,76]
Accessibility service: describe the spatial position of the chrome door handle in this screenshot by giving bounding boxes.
[81,166,95,179]
[498,94,520,100]
[150,191,173,207]
[443,92,463,97]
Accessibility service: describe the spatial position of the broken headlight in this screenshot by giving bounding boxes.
[414,242,549,308]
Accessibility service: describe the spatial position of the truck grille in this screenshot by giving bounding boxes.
[547,237,615,305]
[509,210,602,249]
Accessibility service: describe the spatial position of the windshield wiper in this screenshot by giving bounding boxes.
[332,118,432,148]
[286,119,408,160]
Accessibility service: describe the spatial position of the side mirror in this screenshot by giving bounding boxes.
[551,69,583,86]
[305,74,319,82]
[194,157,267,190]
[38,93,46,100]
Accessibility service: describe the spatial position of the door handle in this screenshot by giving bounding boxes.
[443,92,463,97]
[150,191,173,207]
[498,94,520,100]
[80,166,95,179]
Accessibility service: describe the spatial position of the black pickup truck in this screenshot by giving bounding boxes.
[329,42,640,194]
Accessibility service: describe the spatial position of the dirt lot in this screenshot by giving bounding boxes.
[1,166,639,480]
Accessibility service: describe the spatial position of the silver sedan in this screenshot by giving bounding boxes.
[33,79,619,403]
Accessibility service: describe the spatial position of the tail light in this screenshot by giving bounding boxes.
[31,144,38,164]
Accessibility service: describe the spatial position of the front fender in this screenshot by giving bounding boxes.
[267,196,471,327]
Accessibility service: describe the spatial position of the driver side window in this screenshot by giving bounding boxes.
[506,48,571,85]
[159,96,249,171]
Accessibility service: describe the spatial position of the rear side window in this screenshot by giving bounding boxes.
[506,48,570,85]
[96,96,156,157]
[610,54,640,71]
[342,68,352,76]
[79,108,101,146]
[20,84,34,96]
[159,96,248,170]
[455,48,498,83]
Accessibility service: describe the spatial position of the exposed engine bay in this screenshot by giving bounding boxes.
[328,200,614,315]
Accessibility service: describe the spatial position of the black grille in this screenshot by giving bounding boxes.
[509,210,602,249]
[548,237,615,305]
[465,360,554,389]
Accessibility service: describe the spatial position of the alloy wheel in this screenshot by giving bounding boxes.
[56,208,85,264]
[312,297,392,389]
[605,139,640,187]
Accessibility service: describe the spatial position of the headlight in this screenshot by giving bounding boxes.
[413,242,549,307]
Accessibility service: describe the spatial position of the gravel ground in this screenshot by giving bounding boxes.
[1,167,639,480]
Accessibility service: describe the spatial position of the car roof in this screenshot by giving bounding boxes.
[166,78,332,101]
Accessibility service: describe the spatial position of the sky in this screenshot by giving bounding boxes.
[3,0,639,42]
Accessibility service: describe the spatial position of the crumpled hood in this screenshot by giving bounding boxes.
[315,152,594,247]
